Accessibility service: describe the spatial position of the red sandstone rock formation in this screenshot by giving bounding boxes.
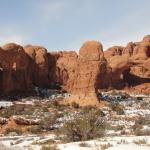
[0,43,33,94]
[0,34,149,98]
[24,45,49,87]
[104,46,124,59]
[65,41,111,106]
[48,51,77,87]
[104,35,150,90]
[122,42,136,56]
[143,35,150,43]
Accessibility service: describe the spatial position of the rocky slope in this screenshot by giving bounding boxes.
[0,35,149,105]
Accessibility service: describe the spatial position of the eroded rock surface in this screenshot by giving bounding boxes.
[0,35,149,105]
[24,45,49,87]
[104,35,150,91]
[48,51,77,87]
[66,41,111,106]
[0,43,33,94]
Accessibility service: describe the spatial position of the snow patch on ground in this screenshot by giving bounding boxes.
[108,144,150,150]
[58,136,150,150]
[0,101,13,107]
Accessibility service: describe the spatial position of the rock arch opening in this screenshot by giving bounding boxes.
[122,68,150,87]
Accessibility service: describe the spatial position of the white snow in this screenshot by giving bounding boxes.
[58,136,150,150]
[0,92,150,150]
[0,101,13,107]
[107,144,150,150]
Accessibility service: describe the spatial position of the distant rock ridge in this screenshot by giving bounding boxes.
[0,35,150,105]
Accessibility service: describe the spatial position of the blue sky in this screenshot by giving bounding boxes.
[0,0,150,51]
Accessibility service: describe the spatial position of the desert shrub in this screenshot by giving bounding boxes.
[132,124,143,135]
[4,128,22,135]
[59,110,106,142]
[100,143,113,150]
[120,130,126,135]
[42,107,49,112]
[105,124,125,131]
[134,129,150,136]
[0,105,24,118]
[48,100,59,107]
[136,97,143,100]
[27,126,41,134]
[41,145,59,150]
[47,100,66,111]
[133,116,150,133]
[47,100,60,110]
[117,139,128,144]
[81,105,96,113]
[120,92,130,99]
[132,116,150,135]
[133,138,148,145]
[71,102,79,109]
[79,142,90,147]
[134,116,150,126]
[114,125,125,131]
[39,117,56,131]
[109,103,125,115]
[23,106,37,115]
[38,112,62,131]
[81,106,105,117]
[0,105,36,118]
[140,101,149,109]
